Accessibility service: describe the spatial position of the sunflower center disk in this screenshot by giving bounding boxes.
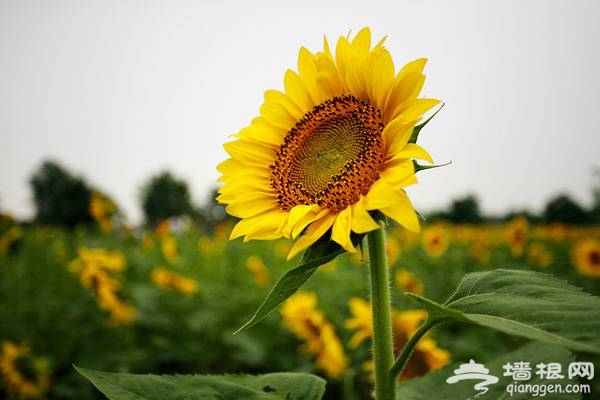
[271,95,385,212]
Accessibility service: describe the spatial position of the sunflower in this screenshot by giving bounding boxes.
[346,304,450,381]
[281,291,348,378]
[571,239,600,278]
[0,341,49,398]
[395,269,424,295]
[420,224,449,258]
[218,28,439,259]
[245,255,270,288]
[151,266,199,295]
[505,216,529,257]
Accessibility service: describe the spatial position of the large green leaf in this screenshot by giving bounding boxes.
[235,234,363,333]
[75,366,326,400]
[397,342,580,399]
[408,269,600,354]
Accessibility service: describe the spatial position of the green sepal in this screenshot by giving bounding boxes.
[408,103,444,144]
[413,160,452,173]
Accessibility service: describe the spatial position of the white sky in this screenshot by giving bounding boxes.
[1,0,599,223]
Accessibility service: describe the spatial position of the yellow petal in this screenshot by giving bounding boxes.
[285,204,325,239]
[287,213,336,260]
[230,211,288,241]
[363,179,401,210]
[369,48,395,110]
[314,52,344,98]
[264,89,304,120]
[217,183,272,203]
[223,140,276,165]
[392,143,434,163]
[380,191,420,232]
[351,200,379,234]
[260,99,297,131]
[382,118,417,157]
[331,206,356,253]
[391,98,441,123]
[379,159,417,189]
[384,58,428,120]
[225,193,279,219]
[351,27,372,56]
[284,69,314,111]
[298,47,327,105]
[234,117,286,147]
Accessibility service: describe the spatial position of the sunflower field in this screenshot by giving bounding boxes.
[1,210,599,399]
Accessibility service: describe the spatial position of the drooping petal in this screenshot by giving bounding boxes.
[285,204,327,239]
[351,199,379,234]
[225,192,279,219]
[230,211,288,241]
[380,191,421,233]
[363,179,404,210]
[331,206,356,253]
[287,213,336,260]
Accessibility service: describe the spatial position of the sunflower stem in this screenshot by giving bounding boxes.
[389,319,441,381]
[367,218,395,400]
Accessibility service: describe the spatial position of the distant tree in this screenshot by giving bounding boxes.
[543,194,587,224]
[589,167,600,223]
[197,187,229,230]
[140,171,195,226]
[29,160,93,227]
[446,194,483,224]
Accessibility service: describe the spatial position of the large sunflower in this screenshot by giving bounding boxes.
[218,28,439,259]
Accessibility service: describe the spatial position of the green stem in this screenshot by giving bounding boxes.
[389,319,444,381]
[367,218,395,400]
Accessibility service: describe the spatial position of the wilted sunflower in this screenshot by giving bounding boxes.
[218,28,439,259]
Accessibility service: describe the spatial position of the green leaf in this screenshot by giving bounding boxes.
[75,366,326,400]
[235,233,364,333]
[397,342,580,399]
[408,269,600,354]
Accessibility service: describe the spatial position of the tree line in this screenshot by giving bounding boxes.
[14,160,600,229]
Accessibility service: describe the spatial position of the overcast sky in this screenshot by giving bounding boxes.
[1,0,599,223]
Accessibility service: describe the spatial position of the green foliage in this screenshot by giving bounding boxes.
[2,223,600,399]
[396,342,579,399]
[29,160,93,227]
[544,194,588,224]
[140,171,195,226]
[236,233,364,333]
[447,195,483,224]
[408,269,600,353]
[75,367,326,400]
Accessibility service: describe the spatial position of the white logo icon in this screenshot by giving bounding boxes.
[446,359,499,398]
